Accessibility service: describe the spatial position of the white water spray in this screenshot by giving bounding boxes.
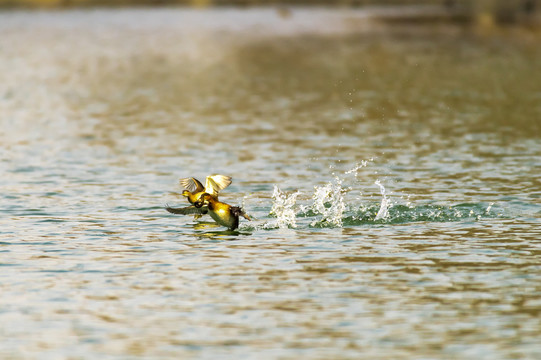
[344,159,371,176]
[374,180,390,220]
[267,160,394,228]
[269,186,300,229]
[311,178,346,227]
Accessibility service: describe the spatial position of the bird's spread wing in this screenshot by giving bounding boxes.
[205,175,232,196]
[179,177,204,193]
[165,205,207,215]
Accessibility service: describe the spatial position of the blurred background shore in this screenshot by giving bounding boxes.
[1,0,540,31]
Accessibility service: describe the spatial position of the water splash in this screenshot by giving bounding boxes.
[269,186,300,229]
[311,177,346,227]
[374,180,390,221]
[344,159,372,176]
[266,161,505,230]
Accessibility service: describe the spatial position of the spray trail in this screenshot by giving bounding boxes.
[263,161,503,230]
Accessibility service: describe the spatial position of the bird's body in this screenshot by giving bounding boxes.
[195,193,251,230]
[179,174,232,219]
[165,175,250,230]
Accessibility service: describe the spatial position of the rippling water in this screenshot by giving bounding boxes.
[1,7,540,359]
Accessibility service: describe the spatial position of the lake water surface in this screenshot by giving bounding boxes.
[1,7,540,359]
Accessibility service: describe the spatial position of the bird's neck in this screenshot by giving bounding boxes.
[206,199,216,210]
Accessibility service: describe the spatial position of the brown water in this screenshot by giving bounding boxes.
[1,7,540,359]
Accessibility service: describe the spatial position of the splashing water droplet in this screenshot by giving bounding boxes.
[269,186,300,229]
[344,160,369,176]
[374,180,390,221]
[311,179,346,227]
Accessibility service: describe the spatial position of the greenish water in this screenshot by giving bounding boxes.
[1,7,540,359]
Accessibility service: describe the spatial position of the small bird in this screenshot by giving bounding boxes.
[179,174,232,219]
[194,193,251,230]
[180,174,232,205]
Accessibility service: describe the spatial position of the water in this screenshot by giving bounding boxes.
[1,7,541,359]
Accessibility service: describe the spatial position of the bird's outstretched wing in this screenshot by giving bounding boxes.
[179,177,205,193]
[205,174,232,197]
[165,205,207,215]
